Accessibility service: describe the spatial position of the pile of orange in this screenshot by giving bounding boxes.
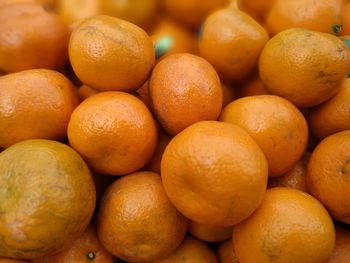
[1,0,350,262]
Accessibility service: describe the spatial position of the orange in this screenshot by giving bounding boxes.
[68,92,157,176]
[233,187,335,263]
[237,0,276,23]
[77,85,98,102]
[199,8,268,80]
[97,171,188,262]
[217,239,239,263]
[259,28,350,107]
[0,3,69,73]
[33,225,116,263]
[161,121,268,226]
[151,18,197,60]
[220,95,308,177]
[266,0,343,36]
[325,225,350,263]
[163,0,229,29]
[100,0,159,30]
[268,152,310,192]
[58,0,99,25]
[188,221,233,243]
[341,3,350,35]
[150,53,223,136]
[0,69,79,149]
[145,125,172,174]
[69,15,155,92]
[239,73,270,97]
[135,80,152,110]
[152,236,218,263]
[0,139,96,260]
[307,130,350,224]
[309,78,350,140]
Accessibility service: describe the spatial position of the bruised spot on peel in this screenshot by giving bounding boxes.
[154,36,174,59]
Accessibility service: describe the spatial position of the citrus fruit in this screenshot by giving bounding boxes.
[259,28,350,107]
[341,3,350,35]
[68,91,157,176]
[220,95,308,177]
[58,0,99,25]
[0,139,96,260]
[97,171,188,262]
[237,0,276,22]
[325,225,350,263]
[188,221,233,243]
[217,239,239,263]
[69,15,155,91]
[150,53,223,136]
[161,121,268,226]
[233,187,335,263]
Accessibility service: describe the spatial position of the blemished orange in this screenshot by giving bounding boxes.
[163,0,229,29]
[188,221,233,243]
[0,139,96,260]
[33,225,116,263]
[68,91,157,176]
[341,3,350,36]
[307,130,350,224]
[151,18,197,60]
[217,239,239,263]
[233,187,335,263]
[220,95,308,177]
[266,0,343,36]
[97,171,188,262]
[150,53,223,136]
[100,0,159,30]
[58,0,99,25]
[0,3,69,73]
[161,121,268,226]
[199,8,269,80]
[77,84,98,102]
[145,125,172,174]
[0,69,79,149]
[268,152,310,192]
[259,28,350,107]
[325,225,350,263]
[237,0,276,22]
[239,73,270,97]
[69,15,155,92]
[309,78,350,140]
[152,236,218,263]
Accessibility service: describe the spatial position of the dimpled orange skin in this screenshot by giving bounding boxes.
[307,130,350,224]
[266,0,343,36]
[259,28,350,107]
[220,95,308,177]
[0,139,96,260]
[152,236,218,263]
[268,152,310,192]
[67,92,157,176]
[161,121,268,226]
[325,225,350,263]
[150,18,198,59]
[150,53,223,136]
[69,15,155,92]
[97,171,188,263]
[199,8,269,81]
[188,221,233,243]
[0,3,69,73]
[233,187,335,263]
[0,69,79,149]
[100,0,159,30]
[163,0,229,29]
[217,239,239,263]
[309,79,350,140]
[33,225,116,263]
